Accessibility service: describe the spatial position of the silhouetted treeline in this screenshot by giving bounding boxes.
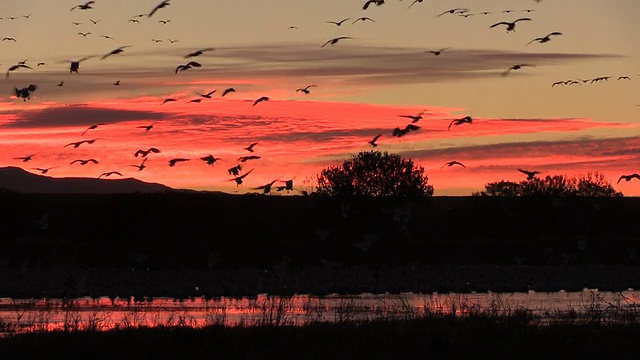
[1,192,639,269]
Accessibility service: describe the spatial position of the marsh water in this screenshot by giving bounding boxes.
[1,290,639,334]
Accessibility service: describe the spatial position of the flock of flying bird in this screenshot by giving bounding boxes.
[3,0,639,192]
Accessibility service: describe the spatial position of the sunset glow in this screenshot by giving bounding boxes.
[1,0,640,195]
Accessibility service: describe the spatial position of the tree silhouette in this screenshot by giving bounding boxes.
[315,151,433,197]
[474,172,622,197]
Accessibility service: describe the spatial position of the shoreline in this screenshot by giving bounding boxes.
[2,264,637,298]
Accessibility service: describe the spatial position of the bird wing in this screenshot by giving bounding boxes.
[515,18,532,22]
[490,22,509,28]
[321,39,332,48]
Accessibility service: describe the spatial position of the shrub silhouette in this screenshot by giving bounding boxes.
[474,172,622,197]
[314,150,433,197]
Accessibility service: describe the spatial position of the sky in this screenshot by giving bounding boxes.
[1,0,639,195]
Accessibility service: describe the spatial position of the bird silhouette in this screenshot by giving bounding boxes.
[197,89,216,98]
[167,39,179,43]
[2,37,17,42]
[70,1,95,11]
[618,76,631,81]
[185,48,214,58]
[6,63,33,78]
[442,161,466,169]
[437,8,469,17]
[321,36,352,48]
[131,158,148,171]
[65,138,103,148]
[113,80,120,86]
[228,164,243,176]
[82,123,106,136]
[101,46,132,60]
[296,84,317,94]
[352,17,375,24]
[408,0,424,9]
[276,179,295,192]
[617,174,640,184]
[238,155,261,162]
[70,159,99,165]
[230,169,254,186]
[175,61,202,73]
[37,62,46,67]
[138,123,156,132]
[14,154,36,162]
[14,84,37,101]
[78,32,91,37]
[200,155,222,166]
[392,124,420,137]
[68,56,94,73]
[161,98,176,105]
[363,0,384,10]
[245,142,259,152]
[253,96,269,106]
[222,88,236,97]
[426,48,450,56]
[327,18,350,26]
[148,0,171,18]
[368,134,381,147]
[151,39,163,43]
[101,35,114,40]
[490,18,532,32]
[189,98,202,103]
[398,112,424,123]
[99,171,123,179]
[32,167,57,174]
[169,158,190,167]
[448,116,473,130]
[526,32,563,46]
[129,19,140,24]
[89,18,99,24]
[502,64,534,77]
[158,19,170,24]
[255,179,280,194]
[518,168,540,180]
[135,147,160,157]
[57,81,64,87]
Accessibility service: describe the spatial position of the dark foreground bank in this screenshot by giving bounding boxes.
[2,317,640,359]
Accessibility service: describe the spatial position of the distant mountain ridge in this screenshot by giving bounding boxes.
[0,167,172,194]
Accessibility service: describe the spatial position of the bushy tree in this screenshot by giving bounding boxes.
[473,172,622,197]
[314,151,433,197]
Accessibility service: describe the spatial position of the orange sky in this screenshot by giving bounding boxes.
[1,0,640,195]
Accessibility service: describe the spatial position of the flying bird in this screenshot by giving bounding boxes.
[526,32,563,46]
[64,138,103,148]
[57,81,64,87]
[363,0,385,10]
[617,174,640,184]
[296,84,317,94]
[437,8,469,17]
[167,39,179,43]
[327,18,350,26]
[2,37,17,42]
[70,1,95,11]
[244,142,259,152]
[161,98,176,105]
[81,123,106,136]
[32,167,57,174]
[89,18,99,24]
[502,64,534,77]
[14,84,37,101]
[442,161,466,169]
[99,171,123,179]
[321,36,352,48]
[158,19,170,24]
[131,158,148,171]
[113,80,120,86]
[426,48,450,56]
[518,168,540,180]
[448,116,473,130]
[228,164,243,176]
[129,19,140,24]
[78,32,91,37]
[135,147,160,157]
[68,56,94,73]
[101,46,132,60]
[14,154,36,162]
[6,63,33,78]
[238,155,261,162]
[197,89,216,98]
[618,76,631,81]
[490,18,532,32]
[230,169,254,186]
[368,134,381,147]
[37,62,46,67]
[188,98,202,103]
[352,17,375,24]
[392,124,420,137]
[276,179,295,192]
[148,0,171,18]
[175,61,202,73]
[200,155,222,166]
[222,88,236,97]
[398,111,424,123]
[169,158,190,167]
[184,48,214,58]
[70,159,99,165]
[253,96,269,106]
[138,123,156,132]
[255,179,280,194]
[101,35,115,40]
[407,0,423,9]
